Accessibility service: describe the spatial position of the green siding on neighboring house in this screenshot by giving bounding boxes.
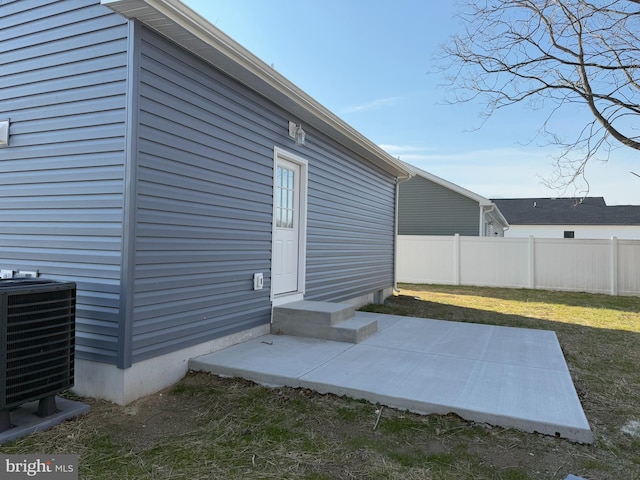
[399,175,480,236]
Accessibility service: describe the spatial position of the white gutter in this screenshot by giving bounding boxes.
[482,204,498,236]
[480,203,510,236]
[393,174,412,293]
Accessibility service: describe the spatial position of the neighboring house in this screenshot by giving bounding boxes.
[493,197,640,239]
[0,0,411,404]
[398,164,509,236]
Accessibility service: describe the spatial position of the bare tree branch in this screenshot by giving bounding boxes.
[439,0,640,191]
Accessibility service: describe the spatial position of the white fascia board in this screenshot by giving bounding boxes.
[492,206,510,228]
[102,0,411,179]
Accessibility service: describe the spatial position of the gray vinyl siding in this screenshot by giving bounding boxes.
[132,28,273,363]
[130,27,397,362]
[305,145,396,301]
[399,176,480,236]
[0,0,128,364]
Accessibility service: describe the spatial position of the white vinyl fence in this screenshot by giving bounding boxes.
[397,235,640,296]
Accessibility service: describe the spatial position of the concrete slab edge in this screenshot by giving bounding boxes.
[297,380,593,444]
[187,360,592,444]
[188,361,303,389]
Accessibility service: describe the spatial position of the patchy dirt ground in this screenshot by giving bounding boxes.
[4,286,640,479]
[7,369,630,480]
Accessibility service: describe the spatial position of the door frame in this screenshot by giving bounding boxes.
[271,147,308,305]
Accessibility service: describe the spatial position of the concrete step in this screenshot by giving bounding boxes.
[271,300,377,343]
[325,316,378,343]
[273,300,355,326]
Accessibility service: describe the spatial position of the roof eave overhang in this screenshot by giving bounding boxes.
[102,0,412,179]
[483,204,510,228]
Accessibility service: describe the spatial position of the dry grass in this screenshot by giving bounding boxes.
[3,284,639,479]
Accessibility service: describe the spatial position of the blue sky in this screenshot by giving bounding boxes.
[182,1,639,205]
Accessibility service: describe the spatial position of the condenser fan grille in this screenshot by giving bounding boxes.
[1,280,76,410]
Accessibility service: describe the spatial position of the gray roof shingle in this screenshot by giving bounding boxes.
[491,197,640,225]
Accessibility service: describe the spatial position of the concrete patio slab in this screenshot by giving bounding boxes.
[190,312,592,443]
[189,335,352,387]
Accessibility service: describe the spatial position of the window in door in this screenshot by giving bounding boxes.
[276,166,295,229]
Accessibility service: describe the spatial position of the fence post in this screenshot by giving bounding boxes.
[528,236,535,289]
[610,236,618,296]
[453,233,460,285]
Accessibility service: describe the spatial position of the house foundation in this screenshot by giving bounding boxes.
[73,324,269,405]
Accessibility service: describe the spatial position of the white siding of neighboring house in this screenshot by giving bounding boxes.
[505,225,640,239]
[483,209,507,237]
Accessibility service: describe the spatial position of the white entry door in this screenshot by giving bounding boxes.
[272,151,306,297]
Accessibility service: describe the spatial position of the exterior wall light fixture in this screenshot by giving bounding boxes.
[288,121,306,146]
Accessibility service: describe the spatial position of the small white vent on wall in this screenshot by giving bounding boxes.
[0,119,9,147]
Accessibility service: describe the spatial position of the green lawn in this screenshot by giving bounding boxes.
[3,284,639,479]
